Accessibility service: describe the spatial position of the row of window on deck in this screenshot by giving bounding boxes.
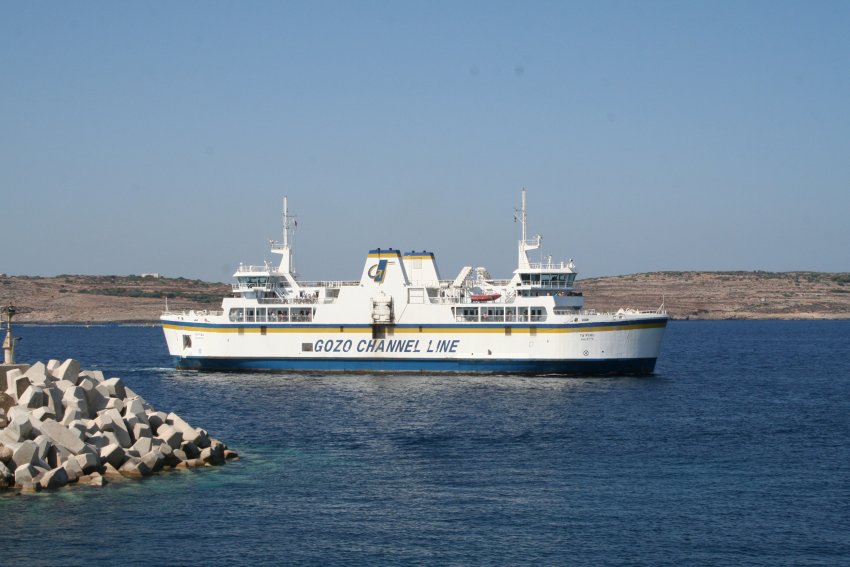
[453,306,547,322]
[229,306,314,322]
[228,305,549,323]
[519,273,576,286]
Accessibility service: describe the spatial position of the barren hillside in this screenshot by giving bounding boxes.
[582,271,850,319]
[0,274,229,323]
[1,271,849,323]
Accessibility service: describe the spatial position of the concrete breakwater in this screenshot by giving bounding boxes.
[0,359,237,492]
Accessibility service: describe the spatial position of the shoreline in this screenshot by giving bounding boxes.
[3,271,850,323]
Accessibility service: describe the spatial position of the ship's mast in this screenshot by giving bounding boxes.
[283,196,290,249]
[517,188,540,270]
[520,189,527,243]
[273,196,296,275]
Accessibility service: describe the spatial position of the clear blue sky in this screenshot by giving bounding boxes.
[3,1,848,283]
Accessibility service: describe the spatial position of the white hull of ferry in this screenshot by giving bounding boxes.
[162,192,668,375]
[162,314,667,374]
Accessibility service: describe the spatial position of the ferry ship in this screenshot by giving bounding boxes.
[161,191,667,374]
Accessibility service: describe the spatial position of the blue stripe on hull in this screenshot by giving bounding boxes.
[174,356,659,376]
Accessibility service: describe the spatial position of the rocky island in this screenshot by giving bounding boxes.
[1,271,849,322]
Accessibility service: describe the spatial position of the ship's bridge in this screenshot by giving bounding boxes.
[232,263,286,294]
[517,271,577,288]
[511,259,582,306]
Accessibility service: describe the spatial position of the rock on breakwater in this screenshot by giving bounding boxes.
[0,359,237,492]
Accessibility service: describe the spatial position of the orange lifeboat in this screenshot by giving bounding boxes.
[470,293,501,302]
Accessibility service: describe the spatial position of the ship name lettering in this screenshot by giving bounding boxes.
[314,339,353,353]
[354,338,459,354]
[427,339,460,353]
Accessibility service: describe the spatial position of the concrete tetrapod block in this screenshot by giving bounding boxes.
[102,377,127,401]
[132,422,152,441]
[95,409,132,448]
[125,414,141,432]
[61,406,84,426]
[62,457,84,483]
[85,434,109,450]
[0,461,13,487]
[192,428,211,449]
[103,398,124,413]
[141,449,165,474]
[51,359,81,385]
[123,387,148,408]
[102,462,124,480]
[80,370,105,383]
[6,413,35,442]
[99,443,126,469]
[101,431,120,447]
[131,436,152,456]
[0,445,13,464]
[81,419,100,435]
[76,376,98,394]
[119,456,151,478]
[17,385,45,409]
[33,435,54,462]
[12,440,40,469]
[50,445,74,468]
[74,451,101,475]
[157,424,183,450]
[1,367,26,395]
[31,407,55,422]
[40,418,89,455]
[44,385,65,421]
[166,412,201,444]
[210,441,226,464]
[182,442,200,459]
[14,375,33,400]
[86,386,110,415]
[67,419,87,436]
[124,397,148,423]
[24,362,51,386]
[53,379,77,394]
[0,430,22,451]
[146,411,164,435]
[158,443,179,467]
[40,466,70,489]
[62,386,90,420]
[15,463,41,485]
[47,359,60,373]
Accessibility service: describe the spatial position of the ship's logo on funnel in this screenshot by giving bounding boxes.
[368,260,388,283]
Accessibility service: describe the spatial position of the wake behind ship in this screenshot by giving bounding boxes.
[161,191,667,374]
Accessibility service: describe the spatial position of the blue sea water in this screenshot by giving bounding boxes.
[2,321,849,566]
